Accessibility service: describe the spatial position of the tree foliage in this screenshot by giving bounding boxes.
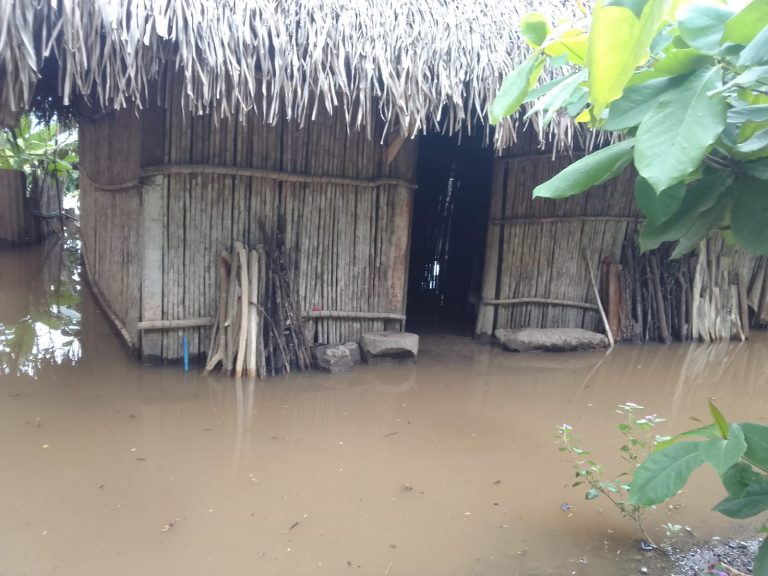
[491,0,768,256]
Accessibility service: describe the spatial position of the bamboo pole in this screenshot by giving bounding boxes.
[235,242,250,378]
[584,250,615,347]
[139,318,214,330]
[481,297,599,311]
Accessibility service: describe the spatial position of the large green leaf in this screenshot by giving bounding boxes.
[634,176,685,224]
[728,105,768,124]
[543,29,589,65]
[521,13,550,47]
[722,462,764,497]
[743,159,768,179]
[755,538,768,576]
[629,442,706,506]
[677,4,734,55]
[736,127,768,154]
[639,172,731,252]
[654,424,718,451]
[741,422,768,471]
[699,424,747,475]
[731,176,768,255]
[605,76,685,130]
[713,477,768,519]
[532,139,635,199]
[723,0,768,45]
[490,54,545,124]
[635,66,727,192]
[652,48,711,76]
[587,0,666,117]
[739,25,768,65]
[670,192,730,258]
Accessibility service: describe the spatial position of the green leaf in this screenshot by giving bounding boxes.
[654,424,718,451]
[669,189,730,258]
[722,462,763,497]
[585,488,601,500]
[728,105,768,124]
[629,442,705,506]
[709,400,730,438]
[521,13,550,47]
[741,422,768,471]
[635,66,727,192]
[605,76,685,130]
[731,176,768,255]
[721,66,768,92]
[755,538,768,576]
[605,0,649,18]
[739,25,768,65]
[723,0,768,45]
[677,4,734,55]
[713,477,768,518]
[652,48,711,76]
[532,139,635,199]
[543,29,589,66]
[490,54,545,124]
[736,127,768,154]
[699,424,747,475]
[638,172,731,252]
[526,70,588,125]
[743,159,768,179]
[634,176,685,225]
[587,0,666,117]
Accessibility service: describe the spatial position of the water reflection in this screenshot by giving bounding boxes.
[0,227,81,376]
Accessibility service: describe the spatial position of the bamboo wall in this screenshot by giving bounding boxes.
[135,76,417,362]
[475,153,639,337]
[79,109,143,348]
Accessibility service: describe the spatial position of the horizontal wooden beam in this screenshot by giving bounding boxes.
[141,164,418,190]
[138,311,406,330]
[491,216,641,226]
[138,318,214,330]
[481,297,599,311]
[80,169,141,192]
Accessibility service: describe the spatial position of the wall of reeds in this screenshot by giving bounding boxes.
[0,169,36,246]
[133,75,417,362]
[79,109,143,349]
[475,151,639,338]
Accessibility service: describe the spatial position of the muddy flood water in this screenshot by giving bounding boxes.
[1,236,765,576]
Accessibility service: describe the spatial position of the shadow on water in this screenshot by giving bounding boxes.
[0,235,767,575]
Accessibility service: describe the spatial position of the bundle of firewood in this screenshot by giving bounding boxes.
[204,234,312,378]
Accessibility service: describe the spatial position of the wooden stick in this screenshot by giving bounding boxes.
[138,318,214,330]
[584,250,615,347]
[649,254,672,344]
[302,310,407,320]
[481,298,599,311]
[142,164,417,190]
[492,216,643,225]
[235,242,250,378]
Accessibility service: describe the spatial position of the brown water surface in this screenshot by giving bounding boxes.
[0,238,765,575]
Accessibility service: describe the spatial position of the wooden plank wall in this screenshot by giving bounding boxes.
[476,153,638,336]
[147,79,417,361]
[79,109,143,347]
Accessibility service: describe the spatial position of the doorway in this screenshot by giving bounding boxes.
[406,130,493,335]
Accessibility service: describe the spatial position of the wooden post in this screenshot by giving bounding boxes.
[140,175,166,364]
[584,250,615,347]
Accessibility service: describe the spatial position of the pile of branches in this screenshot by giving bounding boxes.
[204,231,312,378]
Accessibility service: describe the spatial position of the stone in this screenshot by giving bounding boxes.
[341,341,361,364]
[313,344,354,373]
[494,328,609,353]
[360,331,419,364]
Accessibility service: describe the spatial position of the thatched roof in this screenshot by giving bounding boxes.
[0,0,583,148]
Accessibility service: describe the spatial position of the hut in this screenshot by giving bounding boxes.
[1,0,765,366]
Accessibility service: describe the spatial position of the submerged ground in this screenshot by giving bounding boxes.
[0,238,763,575]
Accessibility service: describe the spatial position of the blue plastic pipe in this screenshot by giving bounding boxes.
[182,335,189,372]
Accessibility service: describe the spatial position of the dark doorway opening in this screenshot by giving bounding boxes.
[406,130,493,335]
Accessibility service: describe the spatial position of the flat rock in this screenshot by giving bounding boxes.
[494,328,609,352]
[361,331,419,362]
[342,341,361,364]
[313,344,355,373]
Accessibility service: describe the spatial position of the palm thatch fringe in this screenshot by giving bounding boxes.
[1,0,592,149]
